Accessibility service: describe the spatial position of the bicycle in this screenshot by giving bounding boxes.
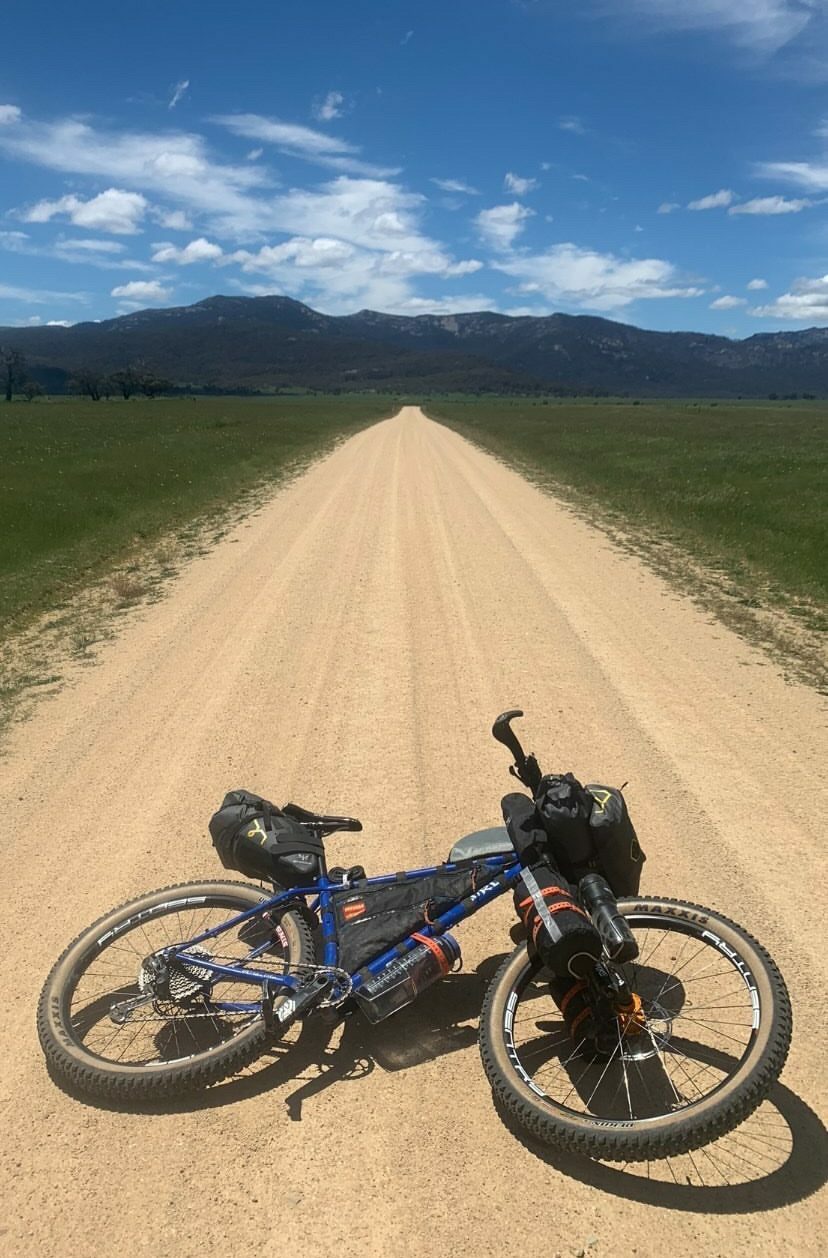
[38,711,792,1161]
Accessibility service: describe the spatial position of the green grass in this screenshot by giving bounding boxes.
[0,395,393,634]
[427,398,828,615]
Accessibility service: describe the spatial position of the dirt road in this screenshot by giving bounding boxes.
[2,407,825,1257]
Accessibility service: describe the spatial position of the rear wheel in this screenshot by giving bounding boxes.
[37,880,315,1102]
[479,896,792,1160]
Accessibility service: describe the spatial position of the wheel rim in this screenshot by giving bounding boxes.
[503,912,761,1126]
[63,894,290,1069]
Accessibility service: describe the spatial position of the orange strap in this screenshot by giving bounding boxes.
[558,980,587,1016]
[517,886,570,909]
[569,1006,592,1038]
[411,932,451,975]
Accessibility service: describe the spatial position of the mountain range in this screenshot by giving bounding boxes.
[2,295,827,396]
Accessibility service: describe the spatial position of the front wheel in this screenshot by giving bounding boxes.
[38,880,315,1102]
[479,896,792,1161]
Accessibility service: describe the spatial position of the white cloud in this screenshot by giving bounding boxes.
[212,112,398,177]
[58,238,127,254]
[494,242,703,311]
[0,282,87,304]
[392,294,497,315]
[168,79,190,110]
[687,188,735,210]
[313,91,345,122]
[476,202,534,250]
[47,319,74,326]
[619,1,816,54]
[431,177,480,195]
[0,104,21,124]
[110,279,172,303]
[265,177,437,253]
[559,116,586,134]
[710,294,747,309]
[0,114,269,238]
[657,201,680,213]
[504,172,538,196]
[750,273,828,320]
[0,229,31,251]
[152,236,224,264]
[747,277,768,289]
[755,159,828,190]
[729,194,813,214]
[246,148,263,161]
[0,227,150,270]
[152,207,193,230]
[227,220,483,315]
[401,30,414,45]
[22,187,148,234]
[233,237,356,272]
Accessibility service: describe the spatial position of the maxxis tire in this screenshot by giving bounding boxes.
[37,880,315,1103]
[479,896,792,1161]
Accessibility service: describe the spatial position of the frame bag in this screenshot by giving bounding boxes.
[209,790,323,887]
[334,864,488,974]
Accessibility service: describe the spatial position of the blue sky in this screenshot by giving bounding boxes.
[2,0,828,335]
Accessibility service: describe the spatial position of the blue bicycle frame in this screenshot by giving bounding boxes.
[174,852,524,1016]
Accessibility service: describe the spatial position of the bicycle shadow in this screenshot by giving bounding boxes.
[58,953,826,1214]
[493,1080,827,1215]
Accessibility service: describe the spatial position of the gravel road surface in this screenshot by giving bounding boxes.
[2,407,825,1257]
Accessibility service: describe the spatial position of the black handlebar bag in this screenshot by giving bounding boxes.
[209,790,323,887]
[534,773,595,868]
[504,777,646,897]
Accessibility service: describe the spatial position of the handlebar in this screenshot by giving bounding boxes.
[491,709,542,793]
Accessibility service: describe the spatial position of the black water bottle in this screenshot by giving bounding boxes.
[580,874,639,962]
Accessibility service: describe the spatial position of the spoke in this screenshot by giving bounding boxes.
[652,939,711,1001]
[643,1027,683,1107]
[583,1038,626,1111]
[668,1013,752,1044]
[617,1023,634,1120]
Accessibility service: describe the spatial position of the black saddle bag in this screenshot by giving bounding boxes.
[334,864,488,975]
[209,790,323,887]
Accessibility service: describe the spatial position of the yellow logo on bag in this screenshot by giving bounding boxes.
[246,818,269,845]
[589,789,612,814]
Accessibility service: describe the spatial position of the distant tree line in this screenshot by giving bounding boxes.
[0,346,171,401]
[69,360,171,401]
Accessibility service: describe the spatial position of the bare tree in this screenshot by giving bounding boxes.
[1,347,26,402]
[109,366,140,399]
[131,358,169,398]
[69,368,103,402]
[22,380,44,401]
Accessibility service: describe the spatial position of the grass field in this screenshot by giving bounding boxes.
[0,395,392,636]
[427,398,828,625]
